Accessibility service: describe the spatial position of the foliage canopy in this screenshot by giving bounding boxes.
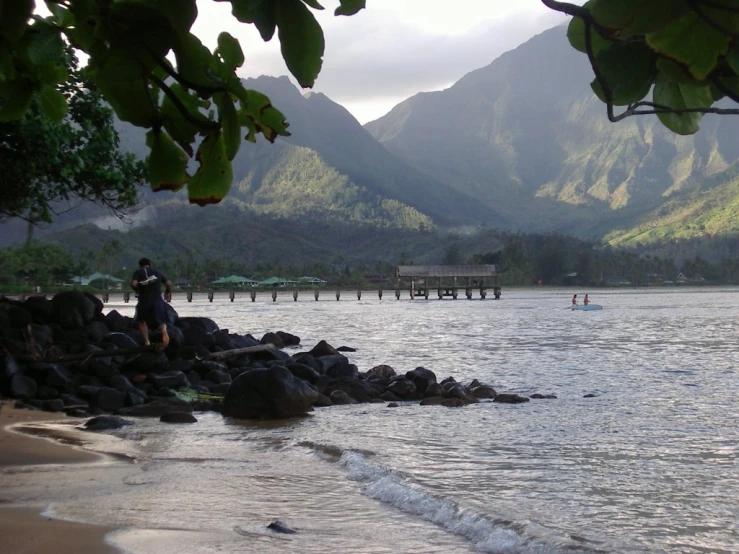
[0,0,364,208]
[544,0,739,134]
[0,49,145,223]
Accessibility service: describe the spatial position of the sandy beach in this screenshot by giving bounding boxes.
[0,403,119,554]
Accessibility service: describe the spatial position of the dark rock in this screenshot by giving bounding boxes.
[470,385,497,399]
[444,384,478,404]
[212,329,234,350]
[380,390,401,402]
[276,331,300,347]
[8,305,33,328]
[530,393,557,399]
[329,390,358,405]
[290,353,323,375]
[286,363,320,384]
[83,292,104,319]
[424,382,443,398]
[59,393,88,407]
[386,402,399,408]
[405,367,437,395]
[336,345,356,352]
[121,351,169,374]
[160,412,197,423]
[182,325,210,347]
[42,399,65,412]
[84,415,134,431]
[494,393,530,404]
[109,375,136,390]
[104,332,138,350]
[29,324,54,349]
[308,340,339,357]
[0,352,22,393]
[205,369,231,384]
[117,397,193,417]
[177,316,218,333]
[324,378,383,403]
[93,387,126,412]
[367,364,396,378]
[86,321,109,344]
[125,389,148,407]
[52,291,95,328]
[222,366,318,420]
[261,332,284,348]
[23,296,55,323]
[103,310,131,332]
[210,383,231,395]
[440,376,457,386]
[313,392,332,407]
[386,378,417,399]
[583,393,597,398]
[148,371,188,389]
[37,385,60,400]
[8,373,37,399]
[178,344,211,361]
[267,520,296,534]
[192,360,228,378]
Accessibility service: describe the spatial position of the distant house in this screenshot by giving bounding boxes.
[676,273,688,283]
[258,276,291,288]
[297,276,327,287]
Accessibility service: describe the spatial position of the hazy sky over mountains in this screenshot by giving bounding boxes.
[192,0,570,123]
[35,1,573,123]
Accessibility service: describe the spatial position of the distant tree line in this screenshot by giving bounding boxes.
[3,232,739,292]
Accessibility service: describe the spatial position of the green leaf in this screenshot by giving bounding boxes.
[187,131,233,206]
[653,73,714,135]
[160,83,210,156]
[567,16,611,56]
[88,73,160,127]
[301,0,324,10]
[37,83,67,122]
[45,2,75,28]
[147,0,197,33]
[216,32,245,73]
[655,58,693,84]
[590,42,654,105]
[335,0,365,16]
[727,45,739,75]
[172,32,223,89]
[230,0,277,41]
[0,78,34,121]
[146,129,189,191]
[0,0,33,43]
[26,23,65,65]
[589,0,691,35]
[646,12,731,80]
[275,0,325,87]
[33,61,69,85]
[214,91,241,160]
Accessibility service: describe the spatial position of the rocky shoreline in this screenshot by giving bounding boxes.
[0,291,553,424]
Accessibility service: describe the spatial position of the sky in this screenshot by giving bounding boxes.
[36,1,571,124]
[190,0,570,123]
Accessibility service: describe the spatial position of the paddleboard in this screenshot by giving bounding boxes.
[573,304,602,311]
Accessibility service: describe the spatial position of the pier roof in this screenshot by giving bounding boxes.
[395,265,499,278]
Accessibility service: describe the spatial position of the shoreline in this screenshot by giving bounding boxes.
[0,404,120,554]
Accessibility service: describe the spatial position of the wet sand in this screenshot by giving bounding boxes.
[0,404,119,554]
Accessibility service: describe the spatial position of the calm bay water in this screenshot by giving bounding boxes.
[25,288,739,553]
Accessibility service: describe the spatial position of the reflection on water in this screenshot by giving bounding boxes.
[21,289,739,552]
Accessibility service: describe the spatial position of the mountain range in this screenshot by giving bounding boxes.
[4,24,739,264]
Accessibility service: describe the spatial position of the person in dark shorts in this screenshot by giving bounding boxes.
[130,257,172,348]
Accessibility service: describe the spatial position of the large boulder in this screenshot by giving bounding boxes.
[222,366,318,420]
[324,378,384,403]
[405,367,437,395]
[177,317,218,333]
[51,291,96,328]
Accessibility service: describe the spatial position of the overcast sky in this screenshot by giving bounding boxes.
[190,0,570,123]
[36,1,571,124]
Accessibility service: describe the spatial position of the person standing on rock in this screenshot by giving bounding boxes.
[130,257,172,349]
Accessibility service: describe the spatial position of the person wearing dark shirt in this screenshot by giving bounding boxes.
[130,257,172,348]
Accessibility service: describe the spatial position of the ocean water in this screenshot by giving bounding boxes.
[18,288,739,553]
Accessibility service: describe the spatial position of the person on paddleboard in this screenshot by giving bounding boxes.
[572,294,578,309]
[130,257,172,349]
[584,294,590,305]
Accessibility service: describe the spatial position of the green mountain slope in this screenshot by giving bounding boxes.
[365,26,739,237]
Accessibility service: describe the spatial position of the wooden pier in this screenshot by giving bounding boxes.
[395,265,501,300]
